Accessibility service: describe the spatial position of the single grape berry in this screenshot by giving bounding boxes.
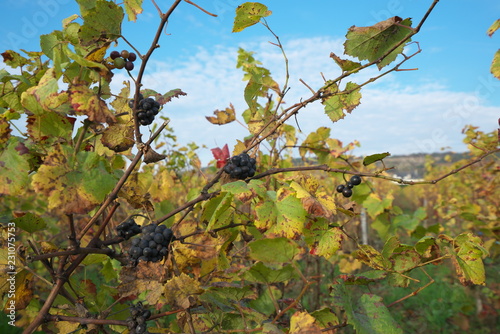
[128,52,137,62]
[346,182,354,189]
[113,57,125,69]
[336,184,345,193]
[125,61,134,71]
[342,188,353,198]
[110,50,120,60]
[121,50,130,59]
[350,175,362,186]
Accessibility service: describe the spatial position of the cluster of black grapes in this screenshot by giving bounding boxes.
[223,152,257,180]
[128,93,161,126]
[336,175,362,198]
[128,224,174,265]
[110,49,137,71]
[126,302,151,334]
[116,218,141,240]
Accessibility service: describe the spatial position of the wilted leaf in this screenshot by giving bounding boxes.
[69,84,116,124]
[206,103,236,125]
[339,270,387,285]
[156,88,187,105]
[0,139,31,195]
[491,50,500,80]
[330,52,361,72]
[101,123,134,152]
[144,146,167,164]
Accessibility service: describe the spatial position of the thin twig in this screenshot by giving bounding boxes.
[184,0,217,17]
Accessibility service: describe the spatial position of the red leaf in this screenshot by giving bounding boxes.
[211,144,230,168]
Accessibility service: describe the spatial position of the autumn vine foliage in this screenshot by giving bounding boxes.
[1,1,499,334]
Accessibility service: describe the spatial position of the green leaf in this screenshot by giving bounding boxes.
[363,193,393,219]
[491,49,500,80]
[315,227,344,259]
[232,2,271,33]
[340,270,388,285]
[449,232,487,286]
[201,192,234,230]
[259,187,307,238]
[248,237,299,263]
[78,0,123,46]
[487,19,500,37]
[124,0,143,21]
[243,262,296,283]
[11,212,47,233]
[344,16,413,69]
[363,152,390,166]
[322,82,362,123]
[1,50,29,68]
[414,236,436,256]
[331,283,402,334]
[351,294,403,334]
[0,139,31,195]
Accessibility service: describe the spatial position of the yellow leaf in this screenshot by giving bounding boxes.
[290,311,322,334]
[84,41,111,63]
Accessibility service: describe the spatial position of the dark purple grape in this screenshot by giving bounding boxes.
[125,61,134,71]
[128,52,137,62]
[342,188,353,198]
[350,175,362,185]
[110,50,120,60]
[336,184,345,193]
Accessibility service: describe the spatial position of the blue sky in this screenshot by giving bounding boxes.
[1,0,499,165]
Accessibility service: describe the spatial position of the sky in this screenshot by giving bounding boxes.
[1,0,499,166]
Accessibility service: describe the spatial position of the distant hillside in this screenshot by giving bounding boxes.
[291,151,473,179]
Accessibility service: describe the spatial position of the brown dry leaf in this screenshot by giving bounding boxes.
[144,145,167,164]
[206,103,236,125]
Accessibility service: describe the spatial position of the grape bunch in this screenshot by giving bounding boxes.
[222,152,257,180]
[128,94,161,126]
[128,224,174,265]
[116,218,141,240]
[110,49,137,71]
[336,175,362,198]
[126,302,151,334]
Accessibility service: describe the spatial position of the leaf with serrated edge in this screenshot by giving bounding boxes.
[233,2,272,33]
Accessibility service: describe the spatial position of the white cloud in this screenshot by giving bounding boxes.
[95,36,500,165]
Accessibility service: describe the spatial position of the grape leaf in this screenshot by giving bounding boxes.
[330,52,361,72]
[363,152,390,166]
[31,144,118,214]
[69,83,116,124]
[27,111,74,144]
[242,262,296,283]
[206,103,236,125]
[0,139,30,196]
[100,123,134,152]
[344,16,413,69]
[339,270,387,285]
[487,19,500,37]
[78,0,123,46]
[255,187,307,238]
[156,88,187,105]
[323,82,362,123]
[0,118,10,148]
[11,212,47,233]
[124,0,143,21]
[491,50,500,80]
[355,244,391,270]
[163,273,203,309]
[289,311,322,334]
[310,308,340,330]
[232,2,272,33]
[449,232,487,286]
[248,237,300,264]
